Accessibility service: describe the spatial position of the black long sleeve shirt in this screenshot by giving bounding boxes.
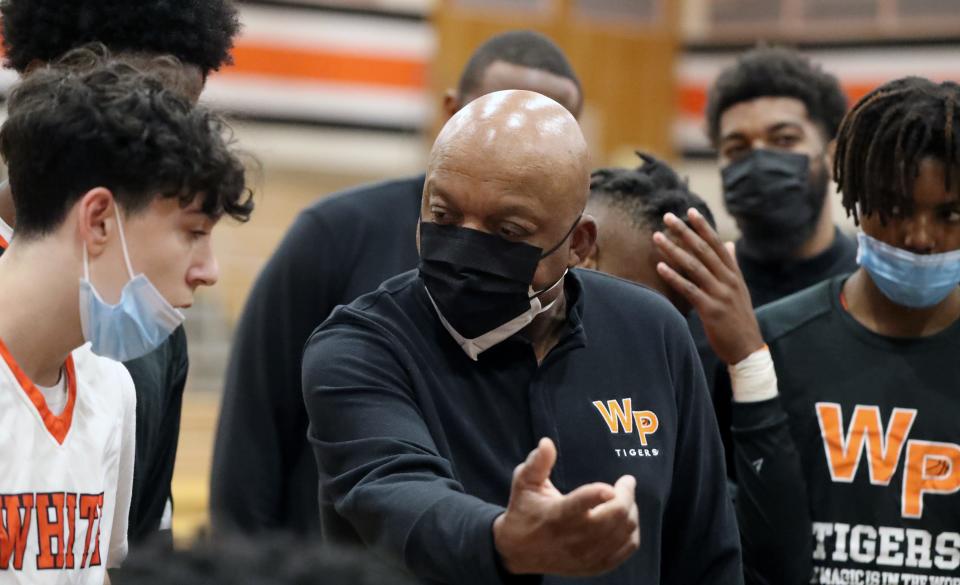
[211,176,423,533]
[302,269,743,585]
[734,276,960,585]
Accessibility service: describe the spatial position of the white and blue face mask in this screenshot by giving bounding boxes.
[856,232,960,309]
[79,204,185,362]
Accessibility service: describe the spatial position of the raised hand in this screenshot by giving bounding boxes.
[653,208,764,365]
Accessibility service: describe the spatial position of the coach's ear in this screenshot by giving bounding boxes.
[580,240,599,271]
[76,187,117,258]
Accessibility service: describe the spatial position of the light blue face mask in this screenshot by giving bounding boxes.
[856,232,960,309]
[79,204,185,362]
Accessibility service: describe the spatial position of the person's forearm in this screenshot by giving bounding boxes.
[731,395,813,585]
[332,469,519,585]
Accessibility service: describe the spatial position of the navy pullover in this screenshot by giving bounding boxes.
[302,268,743,585]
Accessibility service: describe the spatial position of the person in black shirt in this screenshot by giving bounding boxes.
[580,152,717,315]
[655,77,960,584]
[743,76,960,585]
[301,89,742,585]
[212,30,586,535]
[0,0,241,546]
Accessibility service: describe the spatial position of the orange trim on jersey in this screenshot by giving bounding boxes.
[0,338,76,444]
[840,291,849,311]
[0,234,8,250]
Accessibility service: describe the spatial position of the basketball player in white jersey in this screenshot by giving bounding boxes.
[0,50,252,583]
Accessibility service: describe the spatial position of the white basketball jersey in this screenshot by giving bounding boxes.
[0,340,135,584]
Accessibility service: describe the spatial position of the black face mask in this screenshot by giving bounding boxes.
[721,149,829,262]
[418,219,577,341]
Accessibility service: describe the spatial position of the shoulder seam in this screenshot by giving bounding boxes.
[762,306,831,343]
[758,282,836,343]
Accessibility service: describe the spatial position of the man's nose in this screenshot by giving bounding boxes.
[462,220,490,234]
[188,252,219,288]
[902,215,936,254]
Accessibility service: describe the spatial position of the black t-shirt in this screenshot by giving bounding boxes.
[302,269,743,585]
[733,275,960,584]
[0,241,187,547]
[211,175,423,534]
[123,326,188,546]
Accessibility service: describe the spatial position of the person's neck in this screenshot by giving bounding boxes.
[0,181,15,229]
[843,268,960,338]
[0,241,83,385]
[525,290,568,364]
[791,203,836,260]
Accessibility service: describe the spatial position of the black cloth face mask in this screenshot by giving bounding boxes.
[721,149,828,262]
[418,218,578,353]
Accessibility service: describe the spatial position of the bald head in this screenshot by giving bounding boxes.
[430,90,589,214]
[422,90,595,295]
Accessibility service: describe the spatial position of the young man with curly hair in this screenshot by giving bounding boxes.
[690,48,856,479]
[705,46,854,307]
[0,0,241,545]
[0,51,251,583]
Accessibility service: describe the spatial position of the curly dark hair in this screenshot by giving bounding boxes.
[589,152,716,231]
[0,0,240,75]
[705,46,848,146]
[0,47,253,239]
[834,76,960,225]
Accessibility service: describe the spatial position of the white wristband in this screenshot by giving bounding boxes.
[728,346,779,403]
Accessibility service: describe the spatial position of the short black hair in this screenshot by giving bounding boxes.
[0,0,240,75]
[705,46,848,146]
[834,76,960,225]
[114,535,417,585]
[457,30,581,105]
[589,152,717,231]
[0,47,253,239]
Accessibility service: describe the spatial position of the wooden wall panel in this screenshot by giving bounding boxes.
[431,0,680,163]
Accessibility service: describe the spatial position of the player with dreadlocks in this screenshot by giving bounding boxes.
[834,77,960,226]
[654,76,960,584]
[0,0,241,548]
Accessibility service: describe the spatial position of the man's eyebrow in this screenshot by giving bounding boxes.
[719,131,748,144]
[766,121,804,134]
[427,184,451,201]
[491,202,540,218]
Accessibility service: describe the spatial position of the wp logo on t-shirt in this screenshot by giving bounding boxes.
[816,403,960,519]
[592,398,659,445]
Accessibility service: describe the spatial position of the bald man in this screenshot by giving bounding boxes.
[301,91,742,585]
[213,30,583,534]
